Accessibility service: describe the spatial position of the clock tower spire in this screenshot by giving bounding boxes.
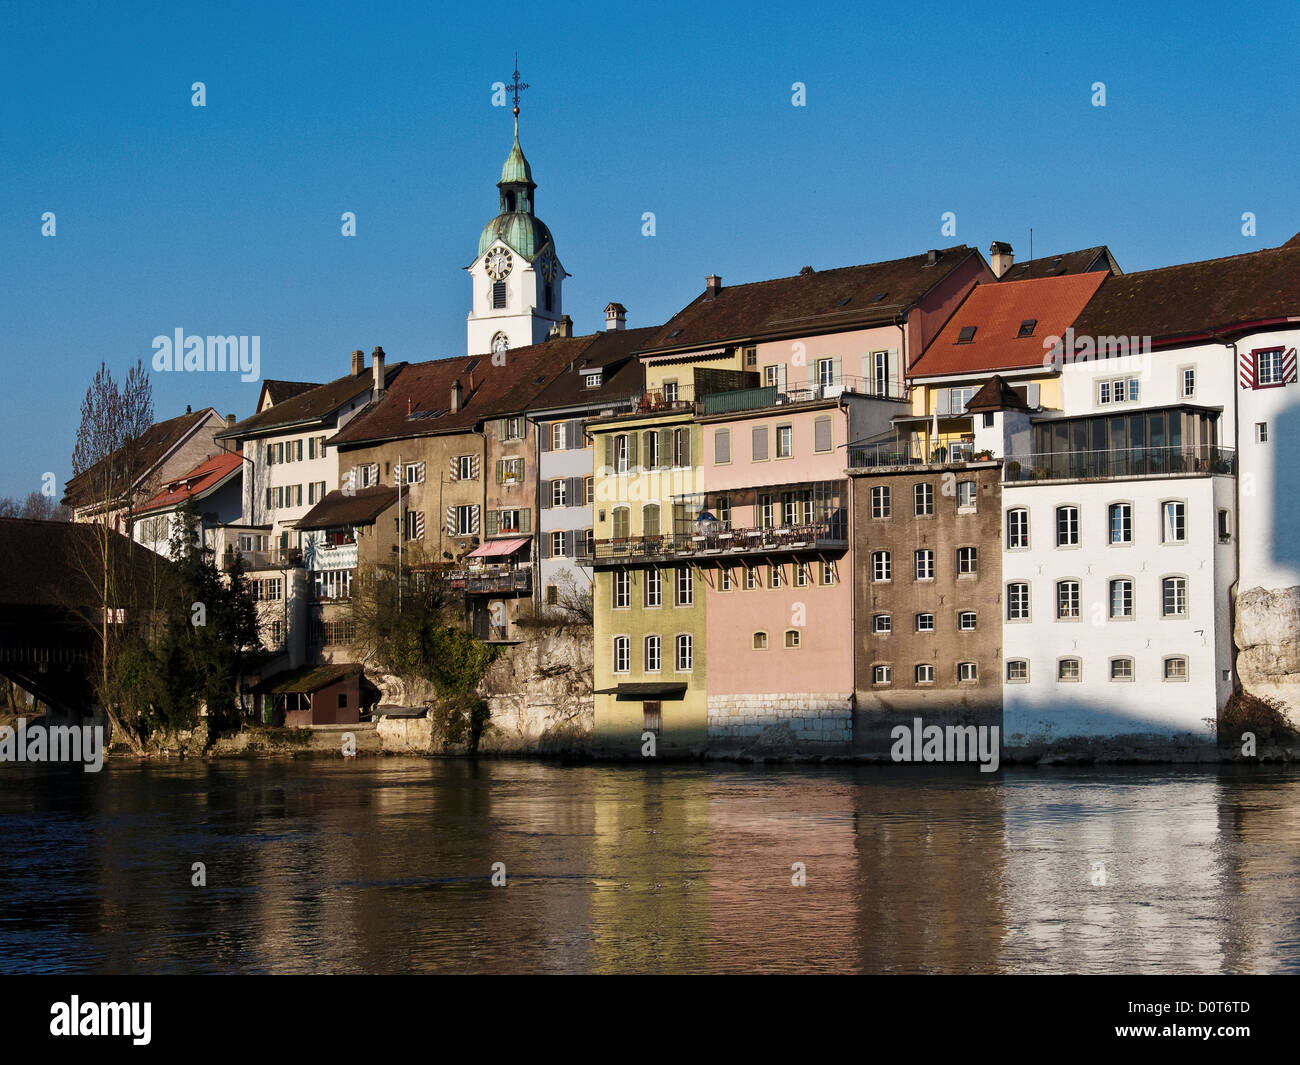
[466,59,565,357]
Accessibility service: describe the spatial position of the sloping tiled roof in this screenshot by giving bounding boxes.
[294,485,398,530]
[217,364,405,439]
[0,518,164,609]
[526,326,658,413]
[330,336,596,447]
[262,379,320,404]
[258,663,361,695]
[64,407,216,509]
[1072,243,1300,343]
[910,272,1110,378]
[1282,233,1300,249]
[136,450,243,514]
[997,246,1119,282]
[967,374,1030,412]
[638,246,981,355]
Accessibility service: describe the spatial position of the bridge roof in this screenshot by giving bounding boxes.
[0,518,164,610]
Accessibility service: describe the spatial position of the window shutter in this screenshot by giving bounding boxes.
[470,506,480,533]
[416,462,425,483]
[543,479,553,508]
[1026,383,1041,408]
[496,460,504,484]
[563,530,574,557]
[568,476,582,504]
[297,440,304,461]
[679,430,691,467]
[520,509,531,534]
[414,512,425,540]
[657,428,672,468]
[777,364,787,392]
[449,457,459,481]
[715,428,729,464]
[541,425,552,452]
[831,357,842,385]
[471,456,480,479]
[603,435,613,473]
[486,510,499,537]
[752,426,768,461]
[627,431,638,468]
[265,487,271,510]
[497,418,506,438]
[568,419,584,447]
[541,531,551,558]
[369,463,379,485]
[937,390,950,415]
[446,507,456,535]
[887,349,899,397]
[814,416,832,452]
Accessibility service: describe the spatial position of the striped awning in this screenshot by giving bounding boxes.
[466,536,529,559]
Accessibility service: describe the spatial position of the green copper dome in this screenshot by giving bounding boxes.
[477,214,553,261]
[500,135,534,186]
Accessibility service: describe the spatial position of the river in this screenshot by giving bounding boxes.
[0,759,1296,973]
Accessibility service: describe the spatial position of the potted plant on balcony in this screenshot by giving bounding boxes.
[930,446,947,463]
[974,449,993,462]
[1005,459,1022,480]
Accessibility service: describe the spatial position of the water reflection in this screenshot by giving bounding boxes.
[0,761,1295,973]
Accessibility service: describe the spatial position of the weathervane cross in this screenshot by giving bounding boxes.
[509,54,528,117]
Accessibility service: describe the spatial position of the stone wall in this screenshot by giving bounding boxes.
[707,694,852,751]
[1235,585,1300,725]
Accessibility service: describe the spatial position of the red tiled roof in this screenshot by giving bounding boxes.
[1072,243,1300,342]
[1283,233,1300,249]
[996,246,1119,282]
[137,450,243,514]
[330,335,600,448]
[638,246,981,355]
[910,272,1109,378]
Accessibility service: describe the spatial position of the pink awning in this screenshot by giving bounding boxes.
[466,536,529,558]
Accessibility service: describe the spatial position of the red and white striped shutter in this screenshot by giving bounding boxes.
[472,456,480,479]
[1240,351,1256,390]
[1285,347,1298,384]
[449,457,458,481]
[470,505,480,534]
[446,507,456,534]
[417,462,426,483]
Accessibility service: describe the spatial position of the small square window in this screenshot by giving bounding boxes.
[1017,319,1037,338]
[873,614,891,634]
[956,326,976,344]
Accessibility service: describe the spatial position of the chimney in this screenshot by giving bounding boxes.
[548,315,573,339]
[450,379,462,413]
[705,274,722,299]
[989,241,1015,279]
[225,413,236,429]
[605,302,627,331]
[371,346,386,404]
[926,249,939,266]
[351,349,365,375]
[799,265,814,276]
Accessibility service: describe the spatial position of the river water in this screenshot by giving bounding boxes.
[0,759,1296,974]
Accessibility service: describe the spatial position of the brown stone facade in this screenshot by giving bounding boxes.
[850,460,1003,750]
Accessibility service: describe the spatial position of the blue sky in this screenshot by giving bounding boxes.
[3,0,1297,500]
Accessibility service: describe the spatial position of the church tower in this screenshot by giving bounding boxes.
[467,63,567,357]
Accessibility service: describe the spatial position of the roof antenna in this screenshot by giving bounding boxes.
[1029,227,1033,262]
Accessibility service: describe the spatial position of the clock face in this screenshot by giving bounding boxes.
[540,251,558,282]
[491,332,510,353]
[486,247,513,280]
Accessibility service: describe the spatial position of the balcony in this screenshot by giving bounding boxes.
[449,566,532,595]
[702,375,904,417]
[223,546,300,571]
[849,434,993,469]
[588,521,848,567]
[1003,445,1236,483]
[303,540,357,571]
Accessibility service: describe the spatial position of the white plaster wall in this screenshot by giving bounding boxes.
[1002,476,1232,740]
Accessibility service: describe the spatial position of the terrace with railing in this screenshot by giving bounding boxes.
[848,434,996,469]
[1003,445,1236,483]
[701,374,904,417]
[448,566,532,595]
[586,518,848,567]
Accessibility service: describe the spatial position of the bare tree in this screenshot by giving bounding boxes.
[549,570,593,624]
[69,360,155,750]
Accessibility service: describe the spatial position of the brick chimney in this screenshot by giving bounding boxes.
[225,413,236,429]
[605,302,627,331]
[705,274,722,300]
[990,241,1015,278]
[548,315,573,339]
[351,349,365,375]
[450,379,462,413]
[371,346,386,404]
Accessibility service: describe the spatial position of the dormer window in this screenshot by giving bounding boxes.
[584,371,602,388]
[1017,319,1037,337]
[957,326,977,344]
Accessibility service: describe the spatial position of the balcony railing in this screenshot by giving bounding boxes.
[588,521,848,565]
[702,375,905,417]
[849,434,992,469]
[449,567,532,594]
[1003,445,1236,482]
